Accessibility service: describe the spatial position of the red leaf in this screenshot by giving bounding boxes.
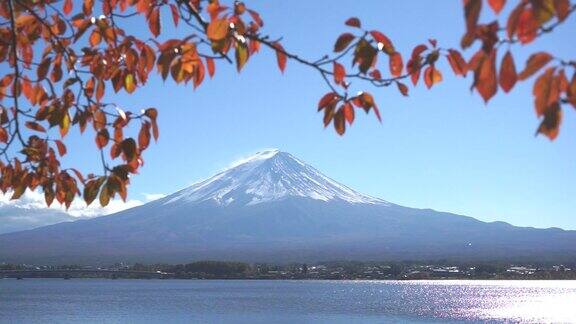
[25,121,46,133]
[343,103,354,125]
[55,140,67,157]
[464,0,482,33]
[554,0,570,21]
[0,127,8,143]
[518,52,553,80]
[446,49,467,76]
[537,103,562,140]
[170,4,180,26]
[389,52,403,77]
[334,109,346,135]
[499,51,517,93]
[148,8,161,37]
[247,9,263,27]
[317,92,339,111]
[370,30,394,54]
[517,9,538,44]
[206,57,215,78]
[488,0,506,14]
[333,33,355,52]
[475,50,498,102]
[273,43,287,73]
[396,82,409,96]
[63,0,73,15]
[96,129,110,149]
[345,17,361,28]
[333,62,345,85]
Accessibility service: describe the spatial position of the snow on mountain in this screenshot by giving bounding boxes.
[162,149,387,207]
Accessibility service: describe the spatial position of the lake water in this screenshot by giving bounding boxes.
[1,279,575,323]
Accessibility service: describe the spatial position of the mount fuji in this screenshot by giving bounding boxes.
[1,149,575,264]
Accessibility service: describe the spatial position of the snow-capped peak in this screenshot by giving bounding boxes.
[162,149,388,207]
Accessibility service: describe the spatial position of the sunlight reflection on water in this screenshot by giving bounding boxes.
[1,279,575,323]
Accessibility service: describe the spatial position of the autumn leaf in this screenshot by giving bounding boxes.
[370,30,394,54]
[0,127,7,143]
[446,49,467,77]
[464,0,482,32]
[389,52,403,77]
[499,51,517,93]
[345,17,361,28]
[207,18,229,41]
[334,33,355,52]
[537,103,562,140]
[96,129,110,149]
[396,82,409,96]
[148,8,161,37]
[554,0,570,21]
[334,109,346,135]
[517,8,538,44]
[125,74,136,93]
[273,43,287,73]
[475,50,498,102]
[488,0,506,14]
[235,44,249,72]
[343,103,354,124]
[206,57,215,78]
[333,62,345,85]
[318,92,340,111]
[519,52,553,80]
[63,0,73,16]
[55,140,67,157]
[25,121,46,133]
[424,66,443,89]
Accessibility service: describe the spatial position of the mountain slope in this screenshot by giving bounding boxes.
[0,150,575,264]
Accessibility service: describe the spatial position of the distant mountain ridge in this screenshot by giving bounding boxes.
[1,149,575,264]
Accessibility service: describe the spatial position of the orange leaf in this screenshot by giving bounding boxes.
[345,17,361,28]
[207,18,228,41]
[518,52,553,80]
[206,57,215,78]
[424,66,443,89]
[499,51,517,93]
[333,62,345,85]
[55,140,67,156]
[89,30,101,47]
[25,121,46,133]
[488,0,506,14]
[333,33,355,52]
[273,43,287,73]
[389,52,403,77]
[318,92,340,111]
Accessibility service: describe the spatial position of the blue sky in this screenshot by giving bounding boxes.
[7,1,576,229]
